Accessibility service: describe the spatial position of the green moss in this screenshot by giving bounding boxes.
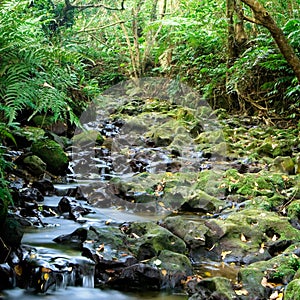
[31,139,69,175]
[285,279,300,300]
[288,200,300,220]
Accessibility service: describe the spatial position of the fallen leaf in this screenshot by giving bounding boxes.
[97,243,105,252]
[259,242,265,253]
[261,277,275,288]
[269,290,279,300]
[14,265,22,276]
[235,289,249,296]
[194,236,205,241]
[161,269,167,276]
[221,250,232,260]
[272,235,278,241]
[241,233,247,242]
[131,232,140,239]
[105,219,112,225]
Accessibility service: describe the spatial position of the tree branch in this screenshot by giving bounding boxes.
[72,0,125,11]
[77,20,126,33]
[242,14,262,25]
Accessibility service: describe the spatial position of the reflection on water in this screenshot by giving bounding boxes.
[2,288,188,300]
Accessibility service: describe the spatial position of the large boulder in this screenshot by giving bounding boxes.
[31,139,69,175]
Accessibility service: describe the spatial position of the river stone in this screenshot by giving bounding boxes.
[187,277,236,300]
[31,139,69,175]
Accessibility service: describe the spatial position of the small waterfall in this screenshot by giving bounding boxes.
[82,273,94,288]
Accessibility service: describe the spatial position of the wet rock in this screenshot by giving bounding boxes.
[31,139,69,175]
[32,178,55,196]
[19,187,44,203]
[53,227,88,247]
[148,120,180,147]
[82,225,128,262]
[108,263,162,291]
[0,263,14,290]
[1,215,23,247]
[57,197,92,221]
[18,249,95,292]
[187,277,236,300]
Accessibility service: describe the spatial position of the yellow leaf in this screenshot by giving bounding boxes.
[14,265,22,276]
[272,235,278,241]
[97,243,105,252]
[158,201,165,207]
[259,242,265,253]
[161,269,167,276]
[105,219,112,225]
[269,290,282,300]
[221,250,232,260]
[204,271,211,277]
[241,233,247,242]
[235,289,249,296]
[43,273,50,280]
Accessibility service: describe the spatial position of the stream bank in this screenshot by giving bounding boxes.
[1,79,300,299]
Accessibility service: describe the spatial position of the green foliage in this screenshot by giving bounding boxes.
[0,0,100,126]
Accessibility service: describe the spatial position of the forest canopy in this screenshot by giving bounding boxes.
[0,0,300,126]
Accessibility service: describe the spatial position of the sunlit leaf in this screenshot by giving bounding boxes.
[241,233,247,242]
[235,289,249,296]
[221,250,232,260]
[14,265,22,276]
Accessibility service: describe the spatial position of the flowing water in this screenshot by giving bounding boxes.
[6,183,188,300]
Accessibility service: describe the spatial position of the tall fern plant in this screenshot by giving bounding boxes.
[0,0,92,126]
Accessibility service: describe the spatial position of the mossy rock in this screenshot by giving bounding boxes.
[163,216,208,249]
[271,156,295,174]
[152,249,193,275]
[31,139,69,175]
[128,222,187,259]
[13,126,45,147]
[180,190,224,213]
[285,279,300,300]
[188,277,236,300]
[287,200,300,220]
[72,130,104,146]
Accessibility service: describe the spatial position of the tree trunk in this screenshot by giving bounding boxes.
[241,0,300,83]
[226,0,237,68]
